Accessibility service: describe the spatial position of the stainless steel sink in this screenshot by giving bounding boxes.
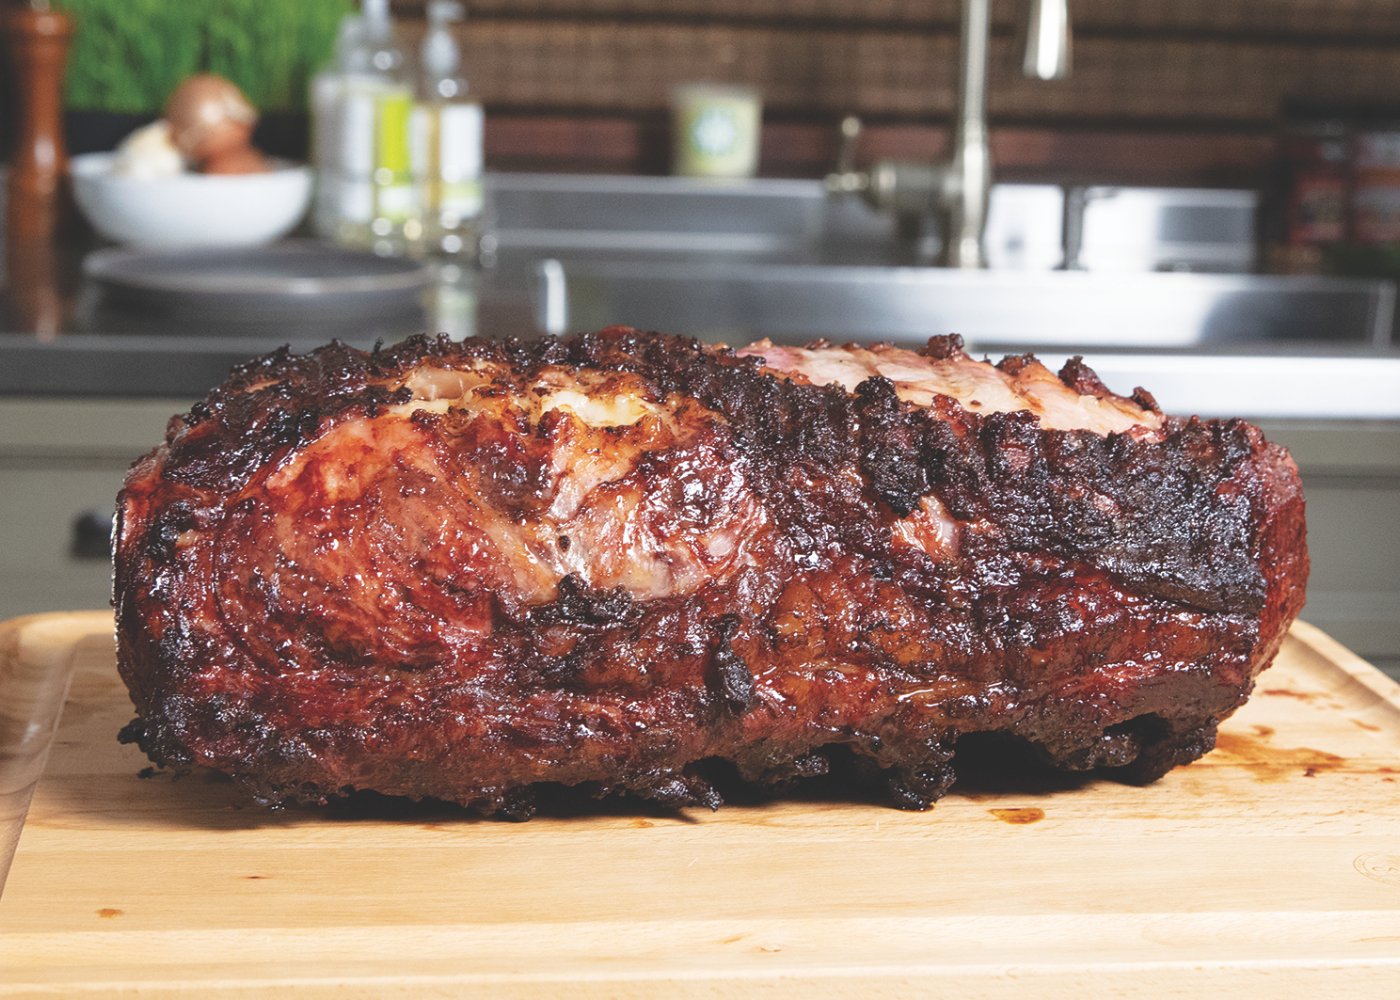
[495,172,1394,365]
[531,258,1400,420]
[535,259,1395,350]
[490,173,1073,275]
[491,173,1265,277]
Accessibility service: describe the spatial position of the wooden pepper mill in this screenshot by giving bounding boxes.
[4,2,76,240]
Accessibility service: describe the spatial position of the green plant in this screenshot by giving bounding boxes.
[59,0,206,114]
[57,0,353,114]
[205,0,353,112]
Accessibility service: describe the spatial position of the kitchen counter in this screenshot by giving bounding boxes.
[4,171,1400,407]
[0,237,542,397]
[3,250,1400,419]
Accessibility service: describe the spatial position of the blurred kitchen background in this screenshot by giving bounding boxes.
[0,0,1397,676]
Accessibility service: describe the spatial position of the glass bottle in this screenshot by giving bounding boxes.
[411,1,486,261]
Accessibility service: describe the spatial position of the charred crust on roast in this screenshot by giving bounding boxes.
[1057,355,1112,397]
[994,353,1036,377]
[920,334,966,360]
[527,574,641,630]
[1131,386,1161,413]
[709,615,756,713]
[112,327,1307,815]
[854,376,931,517]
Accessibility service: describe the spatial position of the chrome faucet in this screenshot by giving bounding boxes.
[827,0,1071,268]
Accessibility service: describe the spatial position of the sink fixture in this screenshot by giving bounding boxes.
[487,173,1259,284]
[537,260,1393,351]
[824,0,1072,267]
[533,258,1400,420]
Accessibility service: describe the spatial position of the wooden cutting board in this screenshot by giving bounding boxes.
[1,612,1399,997]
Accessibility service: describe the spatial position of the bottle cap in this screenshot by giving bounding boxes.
[422,1,466,85]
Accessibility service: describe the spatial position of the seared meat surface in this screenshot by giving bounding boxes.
[114,328,1307,815]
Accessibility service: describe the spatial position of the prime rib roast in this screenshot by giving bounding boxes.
[114,327,1308,816]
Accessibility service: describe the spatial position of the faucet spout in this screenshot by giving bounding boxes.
[825,0,1071,268]
[946,0,992,269]
[1024,0,1072,81]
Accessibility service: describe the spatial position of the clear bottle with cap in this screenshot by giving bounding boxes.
[308,11,363,241]
[363,0,417,255]
[411,1,486,261]
[308,0,415,252]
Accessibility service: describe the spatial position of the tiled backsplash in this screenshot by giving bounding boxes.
[378,0,1400,179]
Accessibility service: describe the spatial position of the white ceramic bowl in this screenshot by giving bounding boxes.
[70,153,312,248]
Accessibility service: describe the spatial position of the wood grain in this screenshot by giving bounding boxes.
[1,614,1399,995]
